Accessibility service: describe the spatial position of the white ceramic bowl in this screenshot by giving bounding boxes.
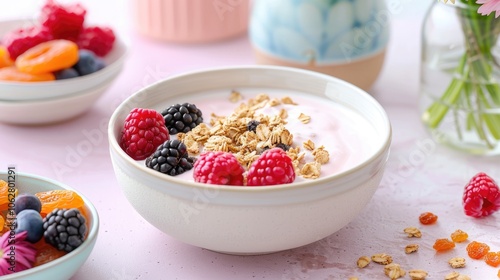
[108,66,391,254]
[0,171,99,280]
[0,19,127,102]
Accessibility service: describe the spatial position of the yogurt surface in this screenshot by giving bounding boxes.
[149,87,378,183]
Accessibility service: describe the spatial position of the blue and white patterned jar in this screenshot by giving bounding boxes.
[249,0,390,90]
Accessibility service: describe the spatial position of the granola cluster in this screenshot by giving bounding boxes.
[177,91,330,179]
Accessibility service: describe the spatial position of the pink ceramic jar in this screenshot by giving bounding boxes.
[132,0,249,43]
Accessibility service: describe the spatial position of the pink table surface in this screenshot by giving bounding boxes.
[1,1,500,279]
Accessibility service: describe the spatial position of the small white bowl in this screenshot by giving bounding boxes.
[108,66,391,254]
[0,74,118,125]
[0,19,126,102]
[0,171,99,280]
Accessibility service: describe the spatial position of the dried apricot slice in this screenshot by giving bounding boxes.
[466,241,490,259]
[485,252,500,267]
[0,66,55,82]
[16,39,78,74]
[450,229,468,243]
[433,238,455,252]
[419,212,438,225]
[0,46,14,68]
[33,239,67,267]
[35,189,84,216]
[0,179,18,211]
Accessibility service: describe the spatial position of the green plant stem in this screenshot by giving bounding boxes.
[422,1,500,149]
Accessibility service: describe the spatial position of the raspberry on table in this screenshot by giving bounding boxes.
[120,108,170,160]
[161,103,203,135]
[146,140,194,176]
[247,148,295,186]
[485,251,500,267]
[77,26,115,57]
[40,0,86,40]
[2,26,53,60]
[193,151,244,185]
[462,172,500,218]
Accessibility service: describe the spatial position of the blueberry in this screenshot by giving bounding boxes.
[15,194,42,214]
[54,68,80,80]
[94,58,106,71]
[15,209,44,243]
[73,49,101,76]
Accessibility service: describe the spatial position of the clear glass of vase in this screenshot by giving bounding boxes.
[419,1,500,155]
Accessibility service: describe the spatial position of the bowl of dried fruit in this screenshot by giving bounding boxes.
[108,65,392,255]
[0,171,98,279]
[0,0,127,125]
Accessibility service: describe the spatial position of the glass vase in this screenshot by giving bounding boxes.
[420,1,500,155]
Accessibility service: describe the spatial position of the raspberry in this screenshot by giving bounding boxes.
[2,26,53,60]
[146,140,195,176]
[247,148,295,186]
[193,151,244,185]
[463,172,500,218]
[76,26,115,57]
[161,103,203,135]
[40,0,86,40]
[120,108,170,160]
[43,208,86,253]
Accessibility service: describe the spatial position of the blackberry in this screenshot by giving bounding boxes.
[145,139,195,176]
[275,143,290,151]
[43,208,87,252]
[247,120,260,132]
[161,103,203,135]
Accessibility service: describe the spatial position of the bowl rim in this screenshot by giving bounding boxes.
[0,171,99,278]
[108,65,392,193]
[0,18,128,101]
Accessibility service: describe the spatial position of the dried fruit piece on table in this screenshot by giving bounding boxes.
[485,251,500,267]
[120,108,170,160]
[192,151,244,185]
[419,211,438,225]
[146,140,195,177]
[463,172,500,218]
[356,256,370,268]
[40,0,86,40]
[384,263,405,279]
[404,227,422,238]
[2,26,53,60]
[433,238,455,252]
[448,257,466,268]
[0,66,55,82]
[247,148,295,186]
[35,189,84,217]
[450,229,468,243]
[408,269,428,280]
[16,39,79,74]
[33,239,67,267]
[466,241,490,259]
[405,244,419,254]
[371,253,393,265]
[77,26,116,57]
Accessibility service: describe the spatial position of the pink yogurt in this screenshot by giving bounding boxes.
[152,88,377,183]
